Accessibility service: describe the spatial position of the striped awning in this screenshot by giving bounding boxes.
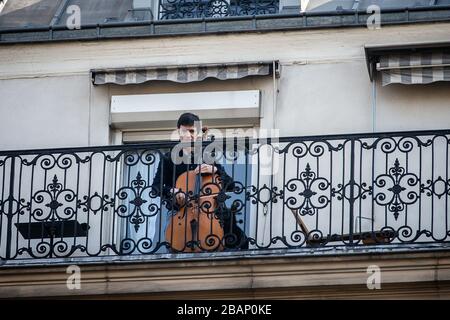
[377,53,450,86]
[92,61,279,85]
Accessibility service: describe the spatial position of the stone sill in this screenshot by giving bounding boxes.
[1,250,450,299]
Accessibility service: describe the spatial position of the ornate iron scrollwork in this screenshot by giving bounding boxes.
[159,0,279,20]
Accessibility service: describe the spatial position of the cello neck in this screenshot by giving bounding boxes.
[194,168,201,197]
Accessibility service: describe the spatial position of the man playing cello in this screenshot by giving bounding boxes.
[151,112,248,252]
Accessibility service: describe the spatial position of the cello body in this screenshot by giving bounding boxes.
[165,170,225,252]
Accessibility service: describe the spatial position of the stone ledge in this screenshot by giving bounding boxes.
[1,9,450,45]
[68,281,450,299]
[1,250,450,298]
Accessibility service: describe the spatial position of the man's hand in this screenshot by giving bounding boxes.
[194,164,217,175]
[170,188,186,206]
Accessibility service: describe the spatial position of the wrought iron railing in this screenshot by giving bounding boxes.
[158,0,279,20]
[1,130,450,263]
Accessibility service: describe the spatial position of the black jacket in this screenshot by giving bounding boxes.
[151,152,248,250]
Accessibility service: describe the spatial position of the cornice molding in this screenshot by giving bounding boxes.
[1,250,450,298]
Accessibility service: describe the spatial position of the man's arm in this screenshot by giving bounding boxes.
[151,155,171,199]
[194,163,236,192]
[152,153,186,211]
[215,164,235,192]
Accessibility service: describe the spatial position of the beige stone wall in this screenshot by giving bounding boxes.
[0,22,450,149]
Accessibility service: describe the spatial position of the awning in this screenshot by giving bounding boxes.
[364,41,450,86]
[377,53,450,86]
[92,61,280,85]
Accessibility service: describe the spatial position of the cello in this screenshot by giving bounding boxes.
[165,127,225,252]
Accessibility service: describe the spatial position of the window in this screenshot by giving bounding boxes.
[112,90,260,253]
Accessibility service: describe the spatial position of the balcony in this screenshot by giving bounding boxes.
[0,129,450,267]
[158,0,280,20]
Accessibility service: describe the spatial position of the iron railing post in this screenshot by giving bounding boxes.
[348,139,356,246]
[5,156,15,260]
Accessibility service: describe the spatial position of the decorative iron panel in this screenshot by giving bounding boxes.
[0,130,449,262]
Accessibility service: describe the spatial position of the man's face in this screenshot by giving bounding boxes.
[178,124,199,143]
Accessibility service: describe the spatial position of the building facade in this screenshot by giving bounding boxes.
[1,0,450,299]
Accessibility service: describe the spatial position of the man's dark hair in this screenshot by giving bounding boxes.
[177,112,200,128]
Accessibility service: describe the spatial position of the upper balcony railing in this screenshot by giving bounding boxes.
[158,0,279,20]
[1,129,450,265]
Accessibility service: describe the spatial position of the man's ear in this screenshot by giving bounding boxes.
[170,128,180,141]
